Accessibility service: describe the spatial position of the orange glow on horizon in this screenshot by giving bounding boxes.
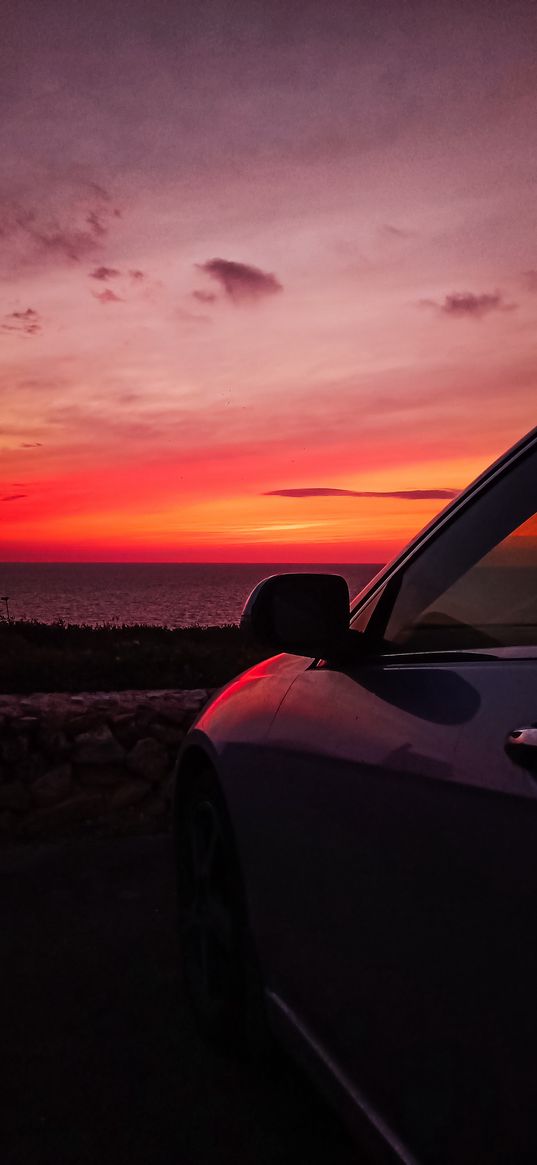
[0,446,507,562]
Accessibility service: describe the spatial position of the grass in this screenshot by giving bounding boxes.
[0,619,269,694]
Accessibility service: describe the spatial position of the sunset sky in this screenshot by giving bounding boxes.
[1,0,536,562]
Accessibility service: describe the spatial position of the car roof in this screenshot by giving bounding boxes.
[350,423,537,616]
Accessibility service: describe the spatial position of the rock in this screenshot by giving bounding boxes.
[134,707,158,732]
[109,711,135,728]
[14,753,48,784]
[182,713,199,733]
[32,763,72,807]
[139,792,168,818]
[75,763,127,787]
[17,716,40,736]
[65,710,109,737]
[0,689,210,836]
[0,810,15,833]
[107,712,139,749]
[0,781,30,811]
[149,700,188,726]
[107,780,150,811]
[127,737,168,782]
[20,791,105,836]
[72,726,125,766]
[37,725,71,761]
[1,735,29,766]
[181,689,209,710]
[19,701,39,715]
[150,721,185,749]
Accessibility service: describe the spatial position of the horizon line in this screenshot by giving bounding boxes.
[0,559,385,566]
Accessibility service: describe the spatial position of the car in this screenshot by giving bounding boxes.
[173,425,537,1165]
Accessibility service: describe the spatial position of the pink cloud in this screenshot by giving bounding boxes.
[421,291,515,318]
[1,307,42,335]
[90,266,121,281]
[196,258,283,303]
[93,289,123,305]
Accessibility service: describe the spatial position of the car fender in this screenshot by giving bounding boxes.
[175,650,309,789]
[173,652,310,905]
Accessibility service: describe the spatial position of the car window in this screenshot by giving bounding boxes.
[380,447,537,652]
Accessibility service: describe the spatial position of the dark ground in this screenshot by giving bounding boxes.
[0,834,359,1165]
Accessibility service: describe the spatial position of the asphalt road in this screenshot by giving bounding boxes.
[1,834,358,1165]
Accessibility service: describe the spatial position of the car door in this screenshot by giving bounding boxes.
[253,438,537,1163]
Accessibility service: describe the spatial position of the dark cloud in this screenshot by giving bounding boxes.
[192,289,217,304]
[2,494,27,502]
[1,307,42,335]
[129,269,146,281]
[90,265,121,281]
[421,291,515,318]
[20,442,42,448]
[264,487,459,499]
[0,184,120,270]
[93,289,123,304]
[522,269,537,292]
[196,258,283,303]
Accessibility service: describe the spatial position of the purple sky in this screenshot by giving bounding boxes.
[1,0,536,559]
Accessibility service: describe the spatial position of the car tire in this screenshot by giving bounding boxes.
[175,764,270,1059]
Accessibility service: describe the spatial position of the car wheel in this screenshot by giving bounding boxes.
[175,765,269,1056]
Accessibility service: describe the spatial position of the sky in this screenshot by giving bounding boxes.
[1,0,536,562]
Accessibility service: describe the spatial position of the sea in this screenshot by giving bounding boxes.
[0,563,382,628]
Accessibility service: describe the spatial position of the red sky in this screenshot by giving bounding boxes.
[1,0,536,562]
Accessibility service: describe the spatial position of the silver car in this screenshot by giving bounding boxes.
[174,425,537,1164]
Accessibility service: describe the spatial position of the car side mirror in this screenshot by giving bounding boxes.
[240,572,352,658]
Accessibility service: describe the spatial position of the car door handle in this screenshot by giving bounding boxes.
[505,727,537,770]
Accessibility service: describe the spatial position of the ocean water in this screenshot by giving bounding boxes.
[0,563,382,627]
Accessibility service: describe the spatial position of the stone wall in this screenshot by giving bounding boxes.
[0,689,210,842]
